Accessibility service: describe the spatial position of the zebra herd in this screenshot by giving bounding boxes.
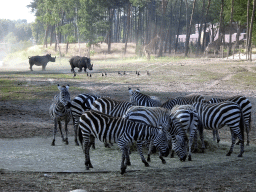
[49,85,252,174]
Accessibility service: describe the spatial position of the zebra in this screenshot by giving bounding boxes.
[128,88,161,107]
[208,95,252,146]
[91,97,134,147]
[78,110,170,174]
[170,105,205,161]
[123,106,188,164]
[49,84,72,146]
[161,94,205,110]
[192,101,245,157]
[70,93,101,145]
[91,97,133,117]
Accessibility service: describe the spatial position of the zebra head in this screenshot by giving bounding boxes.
[58,84,71,108]
[172,134,188,162]
[153,129,170,157]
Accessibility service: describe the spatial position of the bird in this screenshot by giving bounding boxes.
[87,72,89,76]
[137,71,140,76]
[102,73,104,77]
[136,71,138,74]
[118,71,121,75]
[73,71,76,78]
[90,74,92,77]
[123,71,126,75]
[105,72,107,76]
[147,71,150,75]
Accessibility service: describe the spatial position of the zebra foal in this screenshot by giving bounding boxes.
[78,110,170,174]
[71,93,101,145]
[49,84,71,146]
[208,95,252,146]
[192,101,245,157]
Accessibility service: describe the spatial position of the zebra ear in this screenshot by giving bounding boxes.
[57,84,61,91]
[66,85,69,90]
[128,88,133,95]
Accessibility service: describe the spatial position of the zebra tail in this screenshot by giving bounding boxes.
[78,126,83,146]
[239,106,245,142]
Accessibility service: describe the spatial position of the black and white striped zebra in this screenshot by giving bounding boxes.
[170,105,205,161]
[208,95,252,146]
[78,110,170,174]
[128,88,161,107]
[49,84,72,146]
[71,93,101,145]
[123,106,188,164]
[192,101,245,157]
[91,97,134,147]
[161,94,205,110]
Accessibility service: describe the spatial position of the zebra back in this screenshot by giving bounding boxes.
[91,97,133,117]
[128,88,161,107]
[161,94,205,110]
[208,95,252,123]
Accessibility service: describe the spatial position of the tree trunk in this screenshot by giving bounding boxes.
[107,8,114,54]
[196,0,205,55]
[158,0,168,57]
[246,0,250,59]
[185,0,197,57]
[248,0,256,61]
[201,0,211,52]
[228,0,235,55]
[124,3,131,54]
[44,25,49,48]
[175,0,183,53]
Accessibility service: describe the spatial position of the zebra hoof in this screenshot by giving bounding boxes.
[188,156,192,161]
[86,166,90,170]
[161,159,166,164]
[246,143,249,146]
[51,141,55,146]
[147,157,151,162]
[144,162,150,167]
[65,139,69,145]
[238,154,243,157]
[226,152,232,156]
[201,149,205,153]
[121,168,126,175]
[126,161,131,166]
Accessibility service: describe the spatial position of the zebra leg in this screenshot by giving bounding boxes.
[120,151,127,175]
[58,121,65,143]
[199,128,205,153]
[64,119,69,145]
[188,135,193,161]
[73,117,80,146]
[147,140,153,162]
[137,141,149,167]
[125,146,131,166]
[216,130,220,143]
[192,129,198,153]
[83,140,93,170]
[51,119,58,146]
[226,129,236,156]
[158,152,166,164]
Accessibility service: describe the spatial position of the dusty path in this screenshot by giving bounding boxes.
[1,136,256,173]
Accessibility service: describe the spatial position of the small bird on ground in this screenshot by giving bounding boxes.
[87,72,89,76]
[147,71,150,75]
[137,71,140,76]
[90,74,92,77]
[123,71,126,75]
[102,73,104,77]
[105,72,107,76]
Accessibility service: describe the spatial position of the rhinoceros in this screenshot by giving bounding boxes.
[69,56,93,72]
[28,54,56,71]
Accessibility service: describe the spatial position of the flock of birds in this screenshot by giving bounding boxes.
[73,70,150,78]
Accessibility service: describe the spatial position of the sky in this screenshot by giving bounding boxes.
[0,0,36,23]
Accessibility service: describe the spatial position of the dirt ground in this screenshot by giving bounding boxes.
[1,57,256,191]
